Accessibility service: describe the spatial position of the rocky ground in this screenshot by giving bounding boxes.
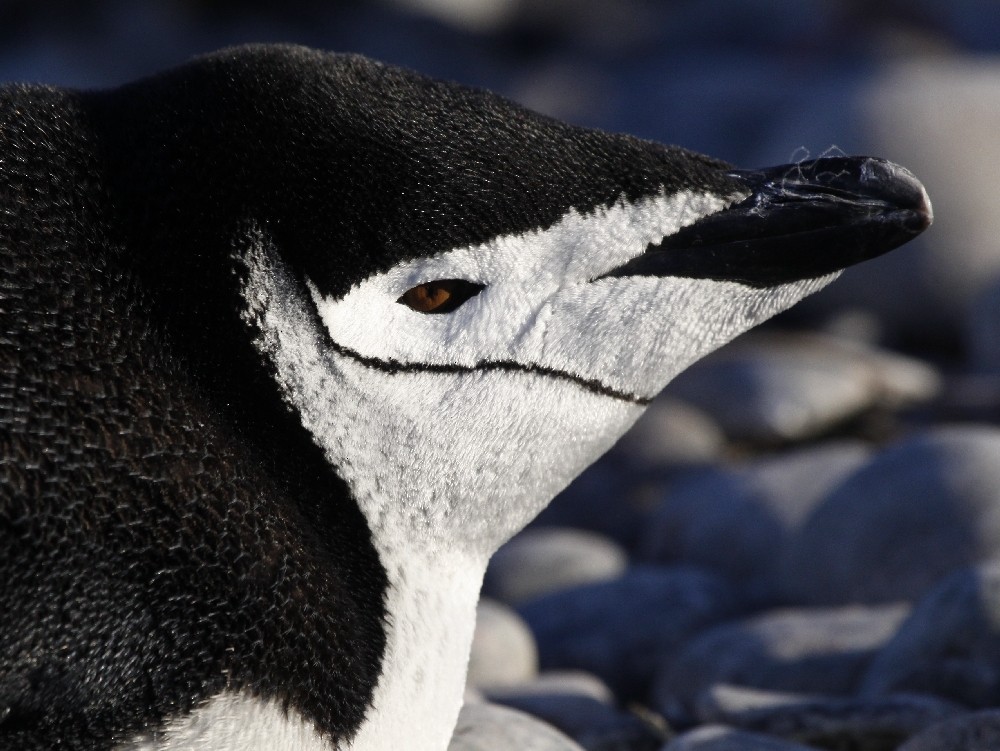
[4,2,1000,749]
[462,320,1000,749]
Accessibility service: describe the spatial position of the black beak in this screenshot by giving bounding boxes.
[597,156,932,287]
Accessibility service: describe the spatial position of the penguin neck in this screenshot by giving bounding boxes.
[345,542,485,751]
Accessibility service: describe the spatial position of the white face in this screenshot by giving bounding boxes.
[239,189,837,561]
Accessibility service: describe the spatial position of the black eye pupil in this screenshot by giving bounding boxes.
[397,279,485,314]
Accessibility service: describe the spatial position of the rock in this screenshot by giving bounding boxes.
[610,397,725,472]
[861,561,1000,707]
[662,331,938,444]
[466,599,538,690]
[486,671,615,704]
[663,339,870,444]
[484,528,628,605]
[518,566,738,700]
[532,461,649,550]
[639,442,870,598]
[780,426,1000,605]
[693,685,960,751]
[449,702,585,751]
[492,693,666,751]
[663,725,819,751]
[652,603,909,721]
[897,710,1000,751]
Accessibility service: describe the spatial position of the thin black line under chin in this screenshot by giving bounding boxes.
[324,337,652,406]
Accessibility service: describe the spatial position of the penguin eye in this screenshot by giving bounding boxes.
[397,279,485,314]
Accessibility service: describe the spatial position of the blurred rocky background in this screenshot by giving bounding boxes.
[5,1,1000,749]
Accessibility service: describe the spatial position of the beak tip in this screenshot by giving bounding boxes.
[869,158,933,229]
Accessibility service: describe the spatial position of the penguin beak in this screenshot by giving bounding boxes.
[598,156,933,287]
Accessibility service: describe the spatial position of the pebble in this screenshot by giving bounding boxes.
[663,725,819,751]
[861,560,1000,707]
[518,566,738,700]
[639,442,870,598]
[692,685,960,751]
[652,603,909,722]
[491,693,667,751]
[610,397,726,472]
[780,426,1000,605]
[486,671,615,704]
[484,528,628,606]
[448,702,585,751]
[662,332,938,444]
[897,709,1000,751]
[466,599,538,690]
[531,461,649,550]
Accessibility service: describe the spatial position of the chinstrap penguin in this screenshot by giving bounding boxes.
[0,44,931,751]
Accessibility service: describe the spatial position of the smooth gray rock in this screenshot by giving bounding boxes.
[486,671,615,704]
[519,566,738,700]
[780,426,1000,605]
[466,599,539,690]
[493,693,666,751]
[663,332,938,443]
[663,725,819,751]
[485,528,628,605]
[862,561,1000,707]
[897,710,1000,751]
[639,442,870,597]
[611,397,725,471]
[449,702,585,751]
[653,603,909,720]
[692,685,960,751]
[531,461,649,550]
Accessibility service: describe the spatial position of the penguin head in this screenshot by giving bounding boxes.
[94,46,931,559]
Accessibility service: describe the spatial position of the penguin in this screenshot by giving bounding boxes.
[0,44,930,751]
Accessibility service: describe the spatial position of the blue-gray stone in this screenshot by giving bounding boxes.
[449,702,585,751]
[491,693,666,751]
[485,528,628,606]
[663,725,819,751]
[610,397,725,472]
[639,442,870,599]
[898,710,1000,751]
[780,426,1000,605]
[531,461,648,550]
[662,332,937,444]
[692,685,960,749]
[518,566,738,700]
[652,603,909,721]
[862,561,1000,707]
[486,671,614,704]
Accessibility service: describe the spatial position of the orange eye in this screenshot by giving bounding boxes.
[397,279,484,314]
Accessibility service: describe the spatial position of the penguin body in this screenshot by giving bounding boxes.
[0,46,930,750]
